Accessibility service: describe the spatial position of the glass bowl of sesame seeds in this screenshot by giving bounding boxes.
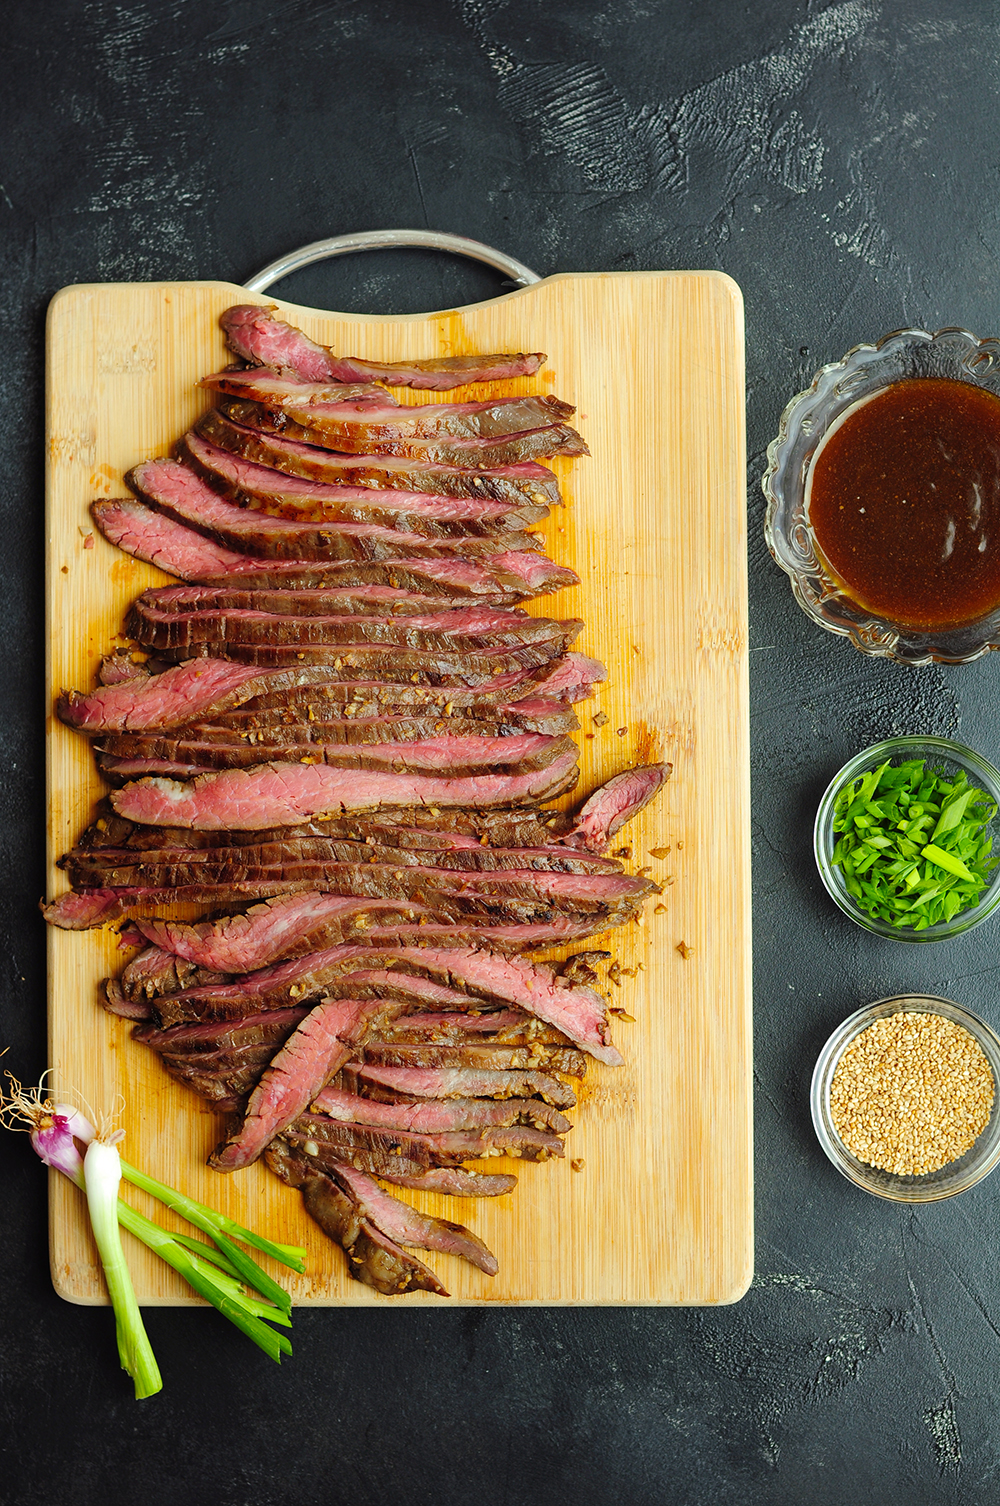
[811,995,1000,1200]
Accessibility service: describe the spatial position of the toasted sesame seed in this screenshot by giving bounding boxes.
[830,1012,994,1176]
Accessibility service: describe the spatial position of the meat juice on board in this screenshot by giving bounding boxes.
[805,377,1000,630]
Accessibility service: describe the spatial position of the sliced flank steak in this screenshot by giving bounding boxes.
[198,369,395,408]
[108,751,581,828]
[377,1167,517,1198]
[200,371,572,439]
[222,304,545,390]
[68,834,622,882]
[199,407,561,508]
[177,432,548,532]
[95,729,574,780]
[128,458,543,560]
[209,997,389,1171]
[357,1043,586,1076]
[117,944,225,1001]
[312,1085,571,1137]
[126,598,581,655]
[127,893,433,973]
[354,1063,577,1108]
[563,762,674,851]
[58,652,601,735]
[217,400,586,467]
[71,802,576,855]
[58,859,649,931]
[130,582,530,617]
[328,1162,498,1275]
[92,495,577,595]
[126,895,435,973]
[94,700,580,750]
[143,942,621,1063]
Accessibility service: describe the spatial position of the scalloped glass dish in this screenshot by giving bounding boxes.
[763,327,1000,665]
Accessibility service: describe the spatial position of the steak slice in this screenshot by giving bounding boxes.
[132,582,528,617]
[355,1063,577,1108]
[313,1085,570,1136]
[133,1007,312,1054]
[209,997,385,1171]
[564,763,674,852]
[57,659,349,733]
[92,494,573,593]
[201,369,394,406]
[200,407,561,507]
[70,836,620,880]
[286,1111,564,1165]
[201,369,386,405]
[98,730,574,780]
[97,701,580,750]
[119,944,225,1001]
[178,431,547,531]
[359,1044,586,1076]
[382,1009,556,1042]
[224,402,585,466]
[145,640,568,678]
[191,549,580,600]
[265,1138,448,1296]
[65,857,649,925]
[159,1056,268,1108]
[108,750,580,827]
[201,373,571,438]
[73,801,575,852]
[127,598,579,653]
[129,893,434,973]
[329,1163,497,1275]
[222,305,544,389]
[130,457,542,559]
[379,1167,517,1198]
[42,882,328,930]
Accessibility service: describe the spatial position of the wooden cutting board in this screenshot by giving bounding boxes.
[46,272,751,1306]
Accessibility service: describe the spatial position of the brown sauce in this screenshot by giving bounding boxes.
[807,377,1000,630]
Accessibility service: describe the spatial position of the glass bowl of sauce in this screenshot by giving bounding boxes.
[764,327,1000,664]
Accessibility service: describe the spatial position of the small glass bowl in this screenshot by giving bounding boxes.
[814,736,1000,942]
[811,995,1000,1201]
[763,327,1000,666]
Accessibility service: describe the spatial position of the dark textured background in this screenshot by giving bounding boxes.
[3,2,1000,1501]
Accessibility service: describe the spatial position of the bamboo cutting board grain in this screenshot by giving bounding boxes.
[46,273,751,1306]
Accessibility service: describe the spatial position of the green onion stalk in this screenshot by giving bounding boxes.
[0,1075,307,1396]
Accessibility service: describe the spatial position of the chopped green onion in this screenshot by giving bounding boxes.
[829,757,998,930]
[920,843,976,882]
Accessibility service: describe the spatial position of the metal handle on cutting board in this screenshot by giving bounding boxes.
[244,230,542,298]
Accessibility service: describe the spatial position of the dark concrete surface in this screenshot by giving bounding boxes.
[2,2,999,1501]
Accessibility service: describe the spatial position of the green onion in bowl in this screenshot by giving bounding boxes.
[814,737,1000,943]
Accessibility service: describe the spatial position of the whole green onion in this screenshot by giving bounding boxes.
[84,1133,162,1399]
[0,1075,306,1392]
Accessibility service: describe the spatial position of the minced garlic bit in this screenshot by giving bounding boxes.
[830,1012,995,1176]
